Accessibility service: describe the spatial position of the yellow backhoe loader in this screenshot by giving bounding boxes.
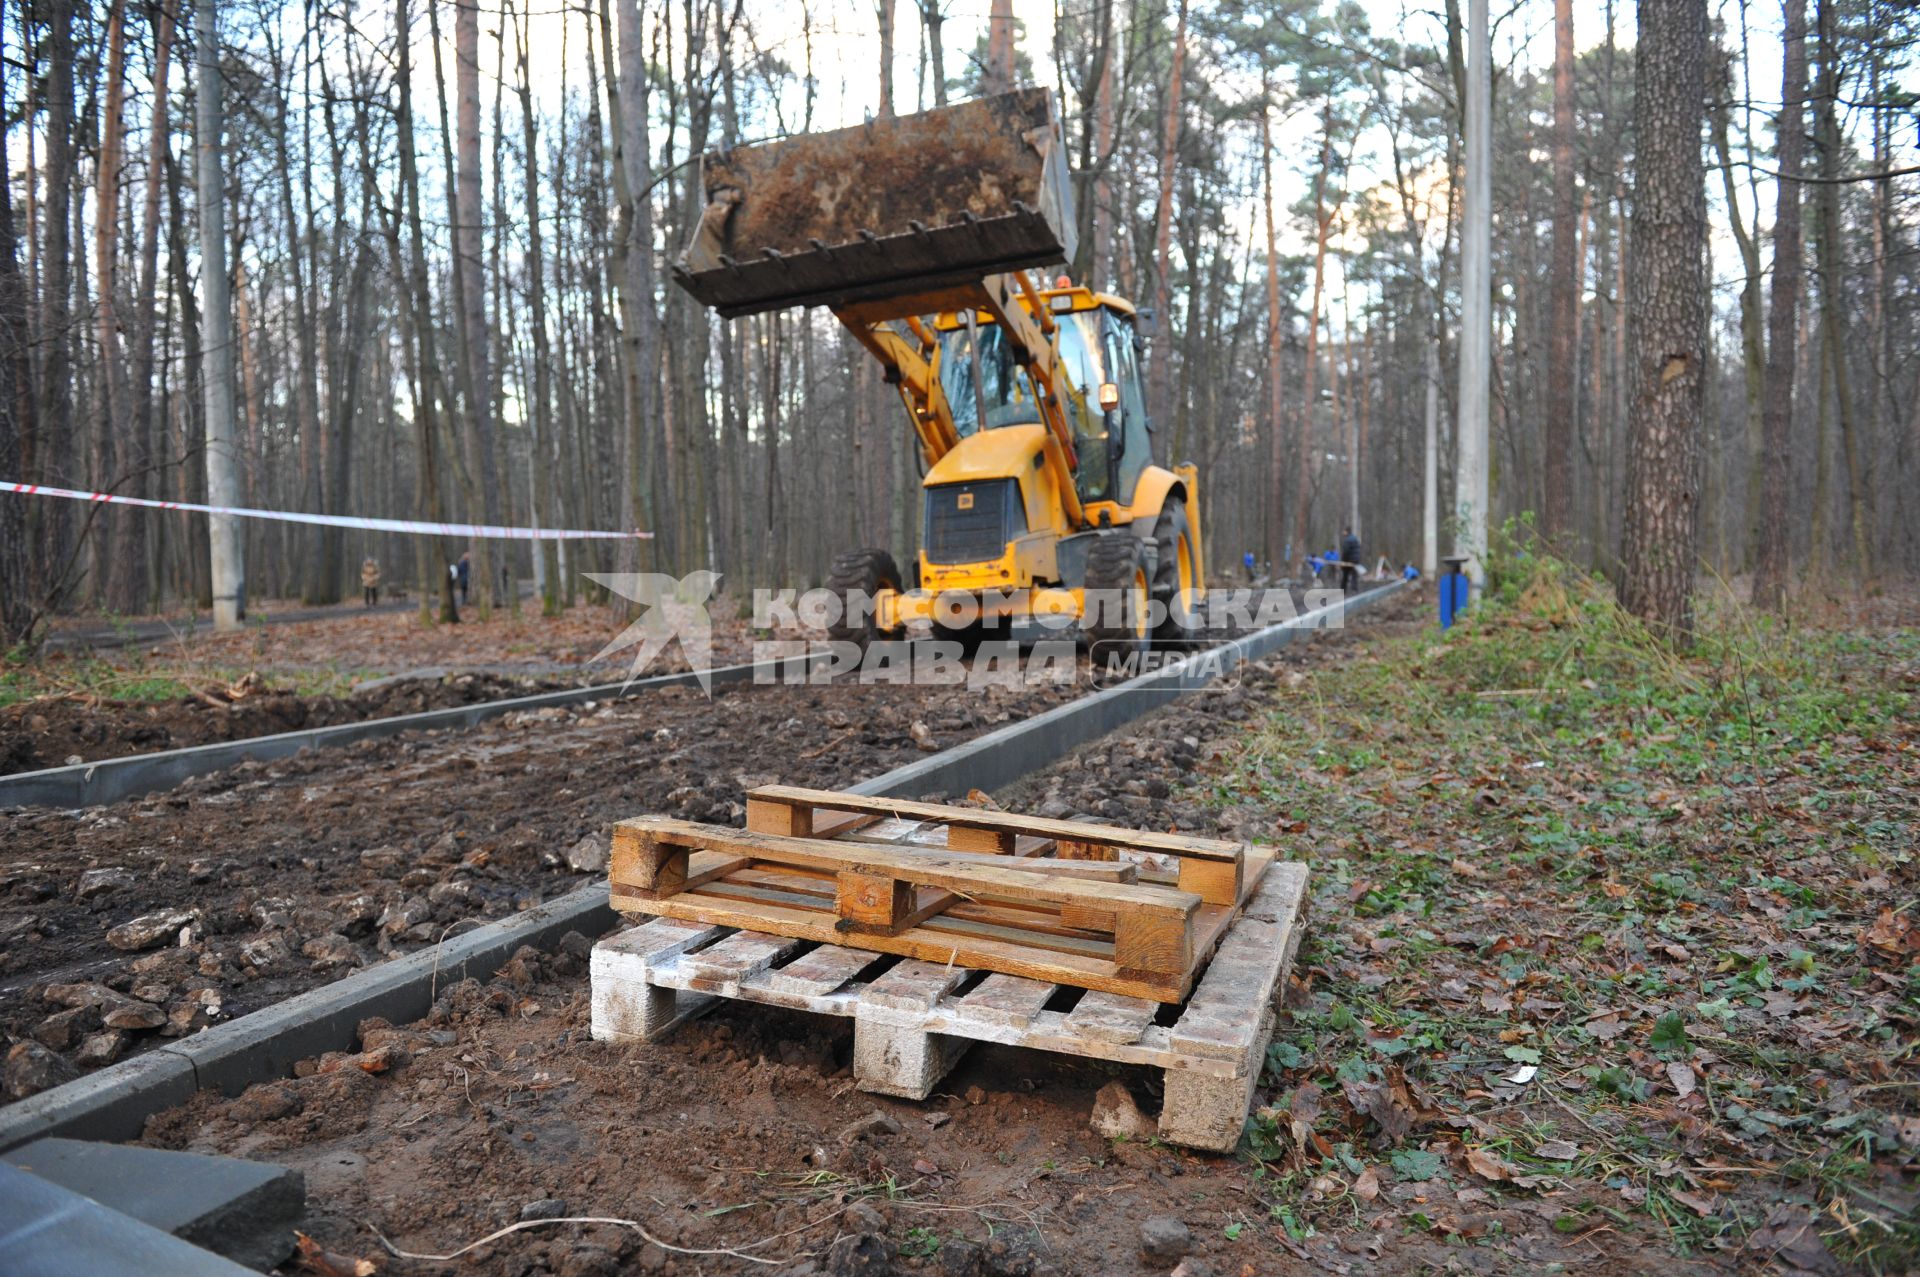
[672,88,1206,659]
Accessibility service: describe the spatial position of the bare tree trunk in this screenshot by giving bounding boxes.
[511,0,561,613]
[396,0,460,624]
[984,0,1014,94]
[127,0,176,613]
[1709,51,1766,570]
[1543,0,1576,542]
[1753,0,1808,609]
[1091,5,1113,287]
[456,0,504,611]
[1619,0,1708,638]
[1456,0,1491,576]
[35,0,76,606]
[878,0,896,117]
[915,0,947,106]
[1146,0,1188,433]
[612,0,662,587]
[93,0,134,610]
[1293,112,1334,565]
[197,0,245,629]
[0,17,33,643]
[1812,0,1870,578]
[1260,75,1286,575]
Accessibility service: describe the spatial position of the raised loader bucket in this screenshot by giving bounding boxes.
[672,88,1078,318]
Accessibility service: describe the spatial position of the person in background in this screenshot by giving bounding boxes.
[360,556,380,608]
[1243,549,1256,584]
[1404,562,1421,581]
[456,552,471,606]
[1339,527,1362,594]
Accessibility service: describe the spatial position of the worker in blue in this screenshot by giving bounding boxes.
[1403,562,1420,581]
[1243,549,1256,583]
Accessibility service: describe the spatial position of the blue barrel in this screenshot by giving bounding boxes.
[1440,557,1472,629]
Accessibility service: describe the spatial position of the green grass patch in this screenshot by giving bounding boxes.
[1216,549,1917,1269]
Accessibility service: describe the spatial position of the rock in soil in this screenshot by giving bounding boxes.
[824,1232,895,1275]
[105,908,197,951]
[4,1040,79,1099]
[100,999,166,1031]
[74,1030,126,1067]
[1139,1216,1193,1266]
[1089,1079,1156,1140]
[75,867,135,899]
[838,1109,902,1143]
[563,833,609,873]
[519,1197,570,1221]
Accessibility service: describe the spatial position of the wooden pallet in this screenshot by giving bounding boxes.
[605,787,1264,1003]
[589,858,1309,1152]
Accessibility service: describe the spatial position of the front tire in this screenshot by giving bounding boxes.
[826,548,903,648]
[1151,497,1201,644]
[1082,531,1150,670]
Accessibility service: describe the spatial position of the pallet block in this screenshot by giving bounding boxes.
[591,860,1310,1152]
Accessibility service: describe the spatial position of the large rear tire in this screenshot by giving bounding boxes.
[826,548,903,648]
[1150,497,1201,644]
[1082,531,1150,670]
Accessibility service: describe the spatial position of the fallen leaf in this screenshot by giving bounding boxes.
[1535,1138,1579,1160]
[1668,1187,1720,1217]
[1465,1147,1514,1182]
[1667,1061,1697,1097]
[1352,1166,1380,1201]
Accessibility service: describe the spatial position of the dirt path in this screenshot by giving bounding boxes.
[0,671,582,776]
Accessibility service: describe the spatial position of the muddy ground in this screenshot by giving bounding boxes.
[93,586,1680,1277]
[0,674,1093,1081]
[0,672,582,776]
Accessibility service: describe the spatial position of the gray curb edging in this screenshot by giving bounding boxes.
[0,653,824,810]
[0,583,1401,1152]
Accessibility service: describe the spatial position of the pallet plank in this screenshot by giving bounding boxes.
[684,930,803,983]
[616,817,1198,920]
[611,881,1190,1000]
[748,787,1247,864]
[861,959,967,1013]
[1063,991,1159,1045]
[954,973,1056,1028]
[1168,863,1309,1062]
[758,944,882,997]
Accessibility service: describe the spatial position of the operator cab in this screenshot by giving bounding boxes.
[934,287,1153,509]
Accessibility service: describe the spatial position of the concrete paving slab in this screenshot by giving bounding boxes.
[3,1137,303,1272]
[0,1161,262,1277]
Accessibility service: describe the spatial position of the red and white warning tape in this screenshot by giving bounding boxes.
[0,481,651,541]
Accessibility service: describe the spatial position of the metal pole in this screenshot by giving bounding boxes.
[196,0,245,629]
[1454,0,1491,582]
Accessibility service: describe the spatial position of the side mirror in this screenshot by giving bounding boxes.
[1098,382,1121,412]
